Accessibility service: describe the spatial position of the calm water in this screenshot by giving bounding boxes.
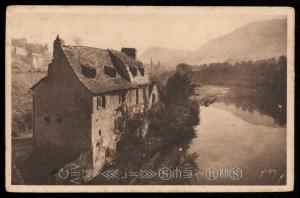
[188,86,287,185]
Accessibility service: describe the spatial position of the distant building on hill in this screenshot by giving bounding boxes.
[149,58,161,77]
[11,38,50,70]
[12,46,28,56]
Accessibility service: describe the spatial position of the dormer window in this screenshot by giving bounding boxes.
[130,67,138,76]
[81,64,96,78]
[104,66,116,78]
[139,68,145,76]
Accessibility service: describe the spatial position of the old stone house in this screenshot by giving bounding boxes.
[31,36,159,174]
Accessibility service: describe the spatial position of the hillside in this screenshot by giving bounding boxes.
[12,55,47,136]
[193,18,287,64]
[139,18,287,69]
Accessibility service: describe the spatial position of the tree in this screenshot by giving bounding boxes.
[149,68,199,142]
[163,72,194,106]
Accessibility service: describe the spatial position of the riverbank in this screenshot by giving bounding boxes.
[12,84,287,185]
[189,85,287,185]
[191,85,230,100]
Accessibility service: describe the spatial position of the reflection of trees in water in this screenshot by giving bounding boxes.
[223,88,286,126]
[152,137,199,185]
[191,56,287,126]
[172,141,199,185]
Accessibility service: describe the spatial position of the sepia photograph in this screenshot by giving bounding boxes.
[5,6,294,192]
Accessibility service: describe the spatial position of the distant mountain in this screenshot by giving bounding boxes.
[193,18,287,64]
[139,18,287,69]
[138,47,191,71]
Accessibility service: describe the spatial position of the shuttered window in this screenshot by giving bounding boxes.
[119,92,126,104]
[97,96,106,109]
[136,89,139,104]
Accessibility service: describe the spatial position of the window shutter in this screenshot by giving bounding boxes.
[97,97,102,109]
[102,95,106,108]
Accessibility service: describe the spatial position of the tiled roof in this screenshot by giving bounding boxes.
[109,49,144,69]
[31,76,49,90]
[61,45,146,94]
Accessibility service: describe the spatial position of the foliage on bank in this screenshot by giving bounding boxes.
[192,56,287,92]
[108,71,200,184]
[191,56,287,126]
[148,72,199,142]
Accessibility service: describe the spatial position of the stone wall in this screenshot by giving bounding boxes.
[33,41,152,177]
[91,93,119,172]
[33,50,92,161]
[91,86,149,173]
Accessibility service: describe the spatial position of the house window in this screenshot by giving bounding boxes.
[97,97,101,109]
[136,89,139,104]
[104,66,116,77]
[102,96,106,108]
[130,67,138,76]
[119,92,126,104]
[81,64,96,78]
[139,68,145,76]
[99,129,102,136]
[97,96,106,109]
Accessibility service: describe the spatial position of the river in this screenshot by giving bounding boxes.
[188,85,287,185]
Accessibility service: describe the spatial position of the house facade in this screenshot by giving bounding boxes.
[31,36,159,173]
[26,52,45,69]
[12,46,28,56]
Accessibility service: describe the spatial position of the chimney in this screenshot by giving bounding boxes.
[53,35,65,59]
[121,48,136,59]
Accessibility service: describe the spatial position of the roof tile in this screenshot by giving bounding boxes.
[61,45,146,94]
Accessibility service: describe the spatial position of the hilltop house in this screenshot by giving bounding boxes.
[27,52,43,69]
[11,38,51,69]
[149,58,161,77]
[31,36,159,173]
[12,46,28,56]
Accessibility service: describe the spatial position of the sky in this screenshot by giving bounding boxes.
[7,6,286,55]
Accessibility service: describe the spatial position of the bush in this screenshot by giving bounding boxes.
[148,71,199,144]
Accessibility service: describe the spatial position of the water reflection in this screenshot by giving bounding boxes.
[141,86,288,185]
[221,88,286,126]
[188,86,287,185]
